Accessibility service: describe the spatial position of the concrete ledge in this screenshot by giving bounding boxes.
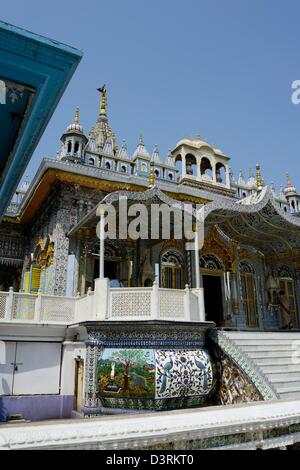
[1,399,300,450]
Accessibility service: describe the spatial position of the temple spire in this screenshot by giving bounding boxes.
[75,106,79,124]
[256,163,262,191]
[97,84,107,120]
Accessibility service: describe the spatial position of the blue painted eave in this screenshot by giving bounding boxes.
[0,21,83,218]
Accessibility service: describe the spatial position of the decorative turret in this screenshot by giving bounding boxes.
[133,133,151,176]
[166,149,175,167]
[247,168,257,188]
[151,145,160,163]
[284,174,297,196]
[116,140,131,174]
[58,107,87,163]
[92,85,118,153]
[238,169,245,186]
[284,174,300,214]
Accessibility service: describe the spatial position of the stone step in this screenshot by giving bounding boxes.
[267,372,300,388]
[223,331,300,400]
[233,339,298,347]
[277,386,300,396]
[261,364,300,373]
[245,351,294,359]
[240,345,294,352]
[227,332,300,340]
[256,358,296,366]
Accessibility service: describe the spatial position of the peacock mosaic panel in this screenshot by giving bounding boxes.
[155,349,213,399]
[97,348,214,401]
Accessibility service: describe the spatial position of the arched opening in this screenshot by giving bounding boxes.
[88,157,95,166]
[74,141,80,154]
[277,265,298,327]
[215,163,226,184]
[121,165,127,173]
[185,153,197,176]
[174,154,182,180]
[161,249,184,289]
[200,253,224,326]
[154,169,160,178]
[105,161,111,170]
[67,141,72,153]
[168,173,173,181]
[200,157,212,180]
[239,261,258,328]
[291,200,295,212]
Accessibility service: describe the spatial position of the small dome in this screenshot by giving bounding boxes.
[173,137,225,156]
[65,107,84,134]
[284,174,297,195]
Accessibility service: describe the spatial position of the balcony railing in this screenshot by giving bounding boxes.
[0,280,206,324]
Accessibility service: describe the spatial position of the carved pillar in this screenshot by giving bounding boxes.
[52,224,69,296]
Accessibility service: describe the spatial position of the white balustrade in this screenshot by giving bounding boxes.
[0,281,207,324]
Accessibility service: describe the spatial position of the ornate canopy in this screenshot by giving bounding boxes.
[68,185,300,257]
[203,186,300,256]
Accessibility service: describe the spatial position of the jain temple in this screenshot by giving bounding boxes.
[1,22,300,449]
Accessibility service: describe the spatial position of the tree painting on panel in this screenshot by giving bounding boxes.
[97,348,155,398]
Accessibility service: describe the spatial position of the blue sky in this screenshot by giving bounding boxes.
[2,0,300,190]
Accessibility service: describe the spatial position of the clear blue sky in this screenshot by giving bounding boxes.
[2,0,300,190]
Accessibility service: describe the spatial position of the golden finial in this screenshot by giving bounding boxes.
[149,163,155,188]
[139,132,143,144]
[256,163,262,190]
[97,84,107,117]
[286,173,292,187]
[75,107,79,124]
[197,131,201,140]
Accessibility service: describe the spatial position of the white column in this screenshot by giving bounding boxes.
[194,228,200,289]
[212,164,217,183]
[99,209,105,279]
[5,287,14,320]
[225,165,230,188]
[184,284,190,321]
[34,289,42,322]
[181,148,186,178]
[151,280,160,320]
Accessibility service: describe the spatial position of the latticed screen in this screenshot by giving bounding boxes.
[280,278,298,327]
[241,272,258,327]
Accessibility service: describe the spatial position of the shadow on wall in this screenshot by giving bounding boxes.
[0,397,8,422]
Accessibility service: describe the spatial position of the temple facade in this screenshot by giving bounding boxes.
[1,86,300,424]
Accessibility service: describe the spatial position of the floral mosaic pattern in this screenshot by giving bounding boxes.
[155,349,213,399]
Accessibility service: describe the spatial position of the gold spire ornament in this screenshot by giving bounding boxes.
[149,163,155,188]
[97,84,107,117]
[75,107,79,124]
[197,131,201,140]
[256,163,262,191]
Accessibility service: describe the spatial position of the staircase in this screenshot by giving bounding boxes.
[224,331,300,400]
